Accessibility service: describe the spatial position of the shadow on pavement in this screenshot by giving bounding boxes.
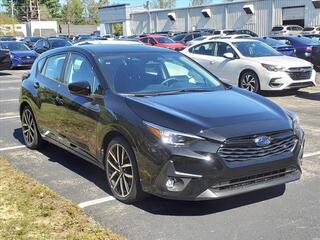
[262,89,320,101]
[132,184,285,216]
[0,72,12,76]
[13,127,286,216]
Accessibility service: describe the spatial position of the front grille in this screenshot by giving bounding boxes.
[287,82,315,89]
[21,56,36,61]
[211,168,297,191]
[217,131,297,162]
[286,67,312,80]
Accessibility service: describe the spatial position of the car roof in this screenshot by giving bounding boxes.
[74,40,143,46]
[0,41,23,44]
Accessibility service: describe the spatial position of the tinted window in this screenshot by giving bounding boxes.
[189,42,215,56]
[215,42,236,57]
[49,39,72,48]
[172,34,186,41]
[234,41,282,57]
[156,37,174,43]
[224,30,236,35]
[185,35,193,42]
[140,38,148,43]
[148,38,156,45]
[259,38,286,47]
[37,58,46,73]
[43,54,66,81]
[214,31,221,34]
[304,27,315,31]
[97,52,222,95]
[275,38,293,45]
[272,27,284,31]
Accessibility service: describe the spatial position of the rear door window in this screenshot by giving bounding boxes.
[272,27,284,31]
[189,42,215,56]
[42,54,67,82]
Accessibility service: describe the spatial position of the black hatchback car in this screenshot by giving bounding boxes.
[19,45,304,203]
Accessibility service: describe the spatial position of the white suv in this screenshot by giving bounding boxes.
[270,25,303,36]
[181,39,316,92]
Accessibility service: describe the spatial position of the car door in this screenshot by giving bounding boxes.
[210,42,240,85]
[58,53,103,161]
[35,53,68,143]
[186,42,219,75]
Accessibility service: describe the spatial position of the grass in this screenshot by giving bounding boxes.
[0,156,124,240]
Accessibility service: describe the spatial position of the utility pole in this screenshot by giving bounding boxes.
[11,0,15,36]
[37,0,41,36]
[146,0,151,34]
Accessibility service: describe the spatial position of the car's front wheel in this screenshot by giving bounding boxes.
[239,71,260,93]
[105,137,145,203]
[21,105,45,149]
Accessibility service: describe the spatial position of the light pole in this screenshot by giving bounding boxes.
[11,0,16,36]
[36,0,42,36]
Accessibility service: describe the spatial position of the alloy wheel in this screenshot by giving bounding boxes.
[106,144,133,198]
[240,73,258,92]
[22,108,36,146]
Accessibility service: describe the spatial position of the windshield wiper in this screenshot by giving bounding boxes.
[125,88,216,97]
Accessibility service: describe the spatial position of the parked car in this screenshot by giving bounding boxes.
[301,26,320,35]
[255,37,296,56]
[74,40,143,46]
[236,29,258,37]
[172,32,202,44]
[213,29,237,36]
[182,39,316,92]
[0,49,11,70]
[0,41,38,68]
[270,25,303,36]
[33,38,72,54]
[0,36,17,41]
[21,36,43,48]
[271,35,320,67]
[187,35,214,46]
[140,35,185,51]
[19,44,304,203]
[194,28,215,34]
[187,34,250,46]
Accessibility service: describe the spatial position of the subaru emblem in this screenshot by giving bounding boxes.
[254,136,271,147]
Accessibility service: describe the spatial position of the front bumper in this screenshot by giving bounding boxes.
[259,68,316,91]
[137,130,304,201]
[11,58,35,68]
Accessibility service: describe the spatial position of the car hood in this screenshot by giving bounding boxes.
[11,50,38,57]
[126,88,292,141]
[250,56,312,68]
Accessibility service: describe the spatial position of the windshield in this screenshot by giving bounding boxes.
[258,37,286,46]
[172,34,185,41]
[49,39,72,48]
[0,42,30,51]
[234,41,282,57]
[303,27,315,31]
[97,52,223,95]
[156,37,175,43]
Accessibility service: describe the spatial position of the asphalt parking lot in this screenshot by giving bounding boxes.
[0,69,319,240]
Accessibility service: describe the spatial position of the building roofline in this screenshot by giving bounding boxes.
[99,3,129,10]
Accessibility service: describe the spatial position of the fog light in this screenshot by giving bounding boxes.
[269,78,283,88]
[165,177,186,192]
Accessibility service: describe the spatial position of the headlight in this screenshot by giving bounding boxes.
[286,110,301,135]
[261,63,286,72]
[144,121,203,147]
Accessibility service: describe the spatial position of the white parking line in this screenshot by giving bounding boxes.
[0,80,21,84]
[0,87,20,91]
[0,145,25,152]
[304,151,320,158]
[78,196,116,208]
[0,99,19,103]
[0,115,20,120]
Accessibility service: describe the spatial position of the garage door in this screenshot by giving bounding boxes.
[283,6,305,20]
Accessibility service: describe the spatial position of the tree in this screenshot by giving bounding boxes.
[190,0,212,6]
[61,0,84,24]
[151,0,176,9]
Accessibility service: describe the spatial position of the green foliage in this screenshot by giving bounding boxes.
[0,13,18,24]
[113,23,123,36]
[151,0,176,9]
[190,0,212,6]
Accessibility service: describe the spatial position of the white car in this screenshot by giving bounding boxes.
[181,39,316,92]
[270,25,303,36]
[74,40,143,46]
[302,26,320,35]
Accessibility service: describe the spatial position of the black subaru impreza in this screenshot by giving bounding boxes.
[19,44,304,203]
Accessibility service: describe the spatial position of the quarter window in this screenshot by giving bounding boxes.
[214,42,236,57]
[42,54,66,81]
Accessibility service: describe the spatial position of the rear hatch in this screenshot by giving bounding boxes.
[276,46,295,56]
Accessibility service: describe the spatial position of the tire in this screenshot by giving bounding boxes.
[21,105,45,149]
[105,137,145,203]
[239,70,260,93]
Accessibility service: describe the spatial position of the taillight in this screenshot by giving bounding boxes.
[305,46,313,52]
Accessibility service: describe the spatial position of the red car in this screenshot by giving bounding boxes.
[139,35,186,51]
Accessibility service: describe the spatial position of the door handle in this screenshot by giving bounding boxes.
[55,96,64,106]
[33,81,40,89]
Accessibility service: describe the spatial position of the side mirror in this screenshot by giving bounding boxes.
[68,81,91,96]
[223,52,235,59]
[22,71,31,81]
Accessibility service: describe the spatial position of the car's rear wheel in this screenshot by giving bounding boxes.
[105,137,145,203]
[239,71,260,93]
[21,105,45,149]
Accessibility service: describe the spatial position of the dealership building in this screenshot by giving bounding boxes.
[99,0,320,36]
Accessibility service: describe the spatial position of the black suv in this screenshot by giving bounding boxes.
[19,45,304,203]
